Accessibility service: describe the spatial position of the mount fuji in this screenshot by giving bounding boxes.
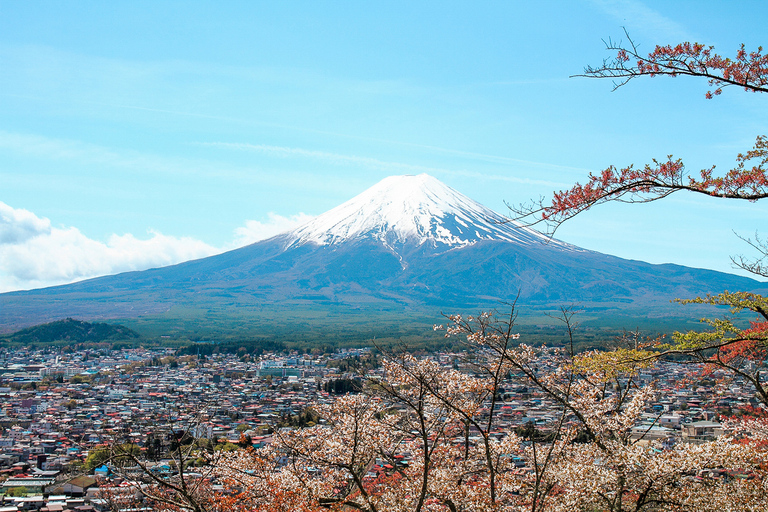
[1,174,766,334]
[284,173,561,250]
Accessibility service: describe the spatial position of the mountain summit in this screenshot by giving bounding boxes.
[1,174,767,333]
[285,174,561,251]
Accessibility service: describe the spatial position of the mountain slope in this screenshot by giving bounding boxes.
[1,174,766,333]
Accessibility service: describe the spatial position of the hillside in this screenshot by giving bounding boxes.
[1,318,141,345]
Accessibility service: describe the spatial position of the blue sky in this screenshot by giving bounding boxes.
[1,0,767,291]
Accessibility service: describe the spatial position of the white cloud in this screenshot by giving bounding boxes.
[0,202,220,292]
[233,212,314,247]
[0,201,51,244]
[0,202,313,293]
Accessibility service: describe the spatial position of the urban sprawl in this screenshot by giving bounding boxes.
[0,346,751,511]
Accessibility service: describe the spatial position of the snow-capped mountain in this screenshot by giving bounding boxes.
[2,174,767,333]
[285,174,567,251]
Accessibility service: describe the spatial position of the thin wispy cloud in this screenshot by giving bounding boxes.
[0,130,267,184]
[376,140,597,176]
[474,78,573,87]
[0,43,428,136]
[0,44,593,189]
[0,44,593,184]
[589,0,694,42]
[203,142,576,188]
[205,142,449,174]
[0,131,124,165]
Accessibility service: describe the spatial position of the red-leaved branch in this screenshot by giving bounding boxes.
[512,32,768,236]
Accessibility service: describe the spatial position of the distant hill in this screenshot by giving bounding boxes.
[1,318,141,345]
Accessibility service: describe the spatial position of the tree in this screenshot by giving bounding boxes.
[514,31,768,241]
[512,33,768,408]
[85,443,141,471]
[324,378,363,395]
[237,433,253,449]
[90,309,768,511]
[4,486,30,497]
[204,310,768,512]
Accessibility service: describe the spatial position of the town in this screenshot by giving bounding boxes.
[0,343,756,511]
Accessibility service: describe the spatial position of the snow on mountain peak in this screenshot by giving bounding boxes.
[285,174,563,251]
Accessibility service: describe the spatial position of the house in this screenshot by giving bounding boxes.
[682,421,724,442]
[47,475,97,496]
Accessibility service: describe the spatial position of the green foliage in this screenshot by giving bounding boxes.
[667,291,768,350]
[277,408,320,428]
[4,486,29,497]
[330,353,381,373]
[145,435,163,461]
[84,447,111,471]
[513,421,555,442]
[573,348,655,380]
[323,378,363,395]
[675,291,768,315]
[169,430,194,452]
[85,443,141,471]
[214,441,239,452]
[0,318,140,345]
[176,339,288,357]
[670,318,738,349]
